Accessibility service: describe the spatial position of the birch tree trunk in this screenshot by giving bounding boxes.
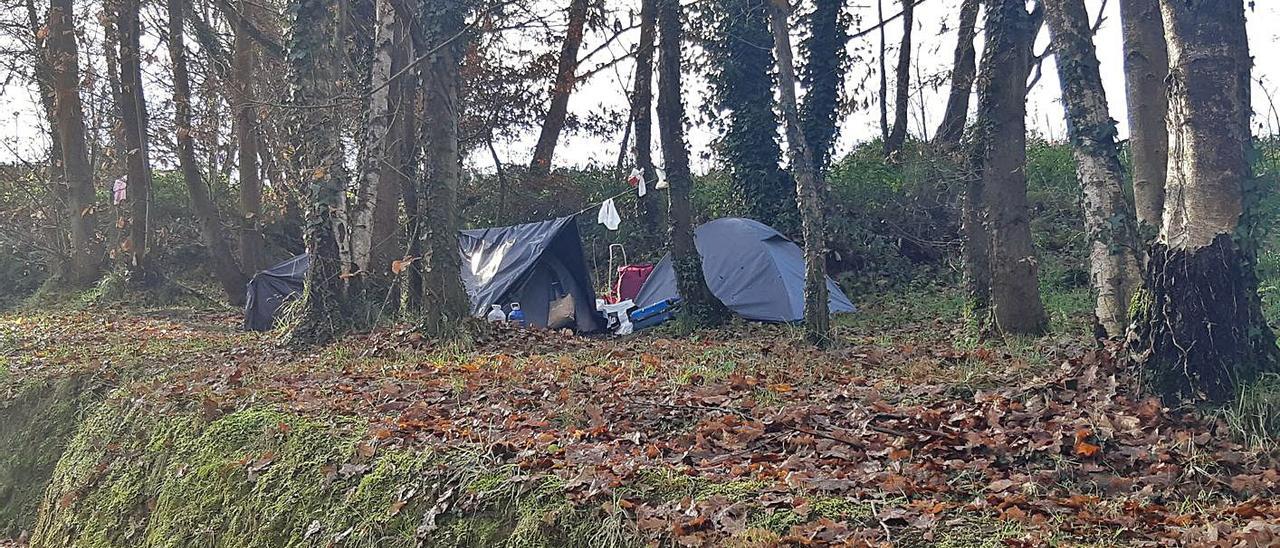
[1118,0,1167,237]
[529,0,589,177]
[770,0,830,346]
[934,0,979,148]
[286,0,349,345]
[168,0,248,305]
[656,0,729,327]
[371,11,412,300]
[232,0,265,275]
[350,0,396,279]
[972,0,1047,335]
[117,0,155,284]
[1131,0,1277,402]
[1045,0,1142,338]
[47,0,100,284]
[632,0,663,243]
[419,0,471,337]
[883,0,914,159]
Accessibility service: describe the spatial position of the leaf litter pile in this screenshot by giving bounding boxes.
[4,309,1280,546]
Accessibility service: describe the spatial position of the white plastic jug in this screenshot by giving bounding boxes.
[486,304,506,322]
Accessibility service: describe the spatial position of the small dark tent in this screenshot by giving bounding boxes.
[244,217,603,332]
[633,217,856,322]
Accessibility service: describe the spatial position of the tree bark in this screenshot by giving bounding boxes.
[232,0,265,275]
[1045,0,1142,338]
[934,0,979,148]
[877,0,888,144]
[798,0,847,175]
[25,0,68,258]
[168,0,248,305]
[116,0,155,284]
[632,0,663,243]
[711,0,794,229]
[47,0,100,284]
[1131,0,1277,402]
[1118,0,1167,237]
[350,0,396,280]
[419,0,471,337]
[656,0,729,326]
[883,0,914,158]
[972,0,1048,335]
[529,0,590,177]
[286,0,349,345]
[371,11,412,300]
[770,0,830,346]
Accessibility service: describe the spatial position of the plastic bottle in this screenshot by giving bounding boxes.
[486,304,506,323]
[507,302,525,327]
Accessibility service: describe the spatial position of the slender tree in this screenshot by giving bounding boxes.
[708,0,793,228]
[632,0,663,241]
[969,0,1048,335]
[529,0,590,177]
[877,0,888,143]
[350,0,397,282]
[1131,0,1277,402]
[1046,0,1142,338]
[770,0,830,345]
[168,0,248,304]
[934,0,979,147]
[656,0,729,326]
[232,0,265,275]
[116,0,155,284]
[883,0,914,158]
[1118,0,1167,238]
[46,0,99,284]
[798,0,848,174]
[419,0,472,337]
[286,0,349,344]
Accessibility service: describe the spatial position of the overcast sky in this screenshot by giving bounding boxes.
[2,0,1278,174]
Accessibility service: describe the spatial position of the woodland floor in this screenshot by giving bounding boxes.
[3,283,1280,546]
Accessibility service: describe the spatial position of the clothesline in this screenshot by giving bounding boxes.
[572,187,636,218]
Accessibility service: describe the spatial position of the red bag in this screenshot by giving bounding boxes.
[614,264,654,303]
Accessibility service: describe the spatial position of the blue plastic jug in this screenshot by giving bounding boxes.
[507,303,525,327]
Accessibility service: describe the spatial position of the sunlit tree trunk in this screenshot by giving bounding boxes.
[656,0,728,326]
[47,0,99,284]
[935,0,979,148]
[1119,0,1167,238]
[116,0,155,284]
[419,0,471,337]
[883,0,914,159]
[529,0,589,177]
[971,0,1047,335]
[710,0,793,228]
[1131,0,1277,402]
[350,0,396,280]
[371,10,413,311]
[632,0,663,243]
[798,0,847,175]
[770,0,830,346]
[286,0,349,345]
[168,0,247,304]
[1045,0,1142,338]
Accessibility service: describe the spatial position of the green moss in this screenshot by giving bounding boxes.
[0,374,100,537]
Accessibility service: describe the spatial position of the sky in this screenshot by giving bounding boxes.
[2,0,1279,174]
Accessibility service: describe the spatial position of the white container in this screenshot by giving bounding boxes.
[486,304,506,322]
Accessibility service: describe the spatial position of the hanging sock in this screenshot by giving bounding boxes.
[597,198,621,230]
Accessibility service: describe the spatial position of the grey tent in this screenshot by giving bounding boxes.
[633,217,855,322]
[244,217,603,332]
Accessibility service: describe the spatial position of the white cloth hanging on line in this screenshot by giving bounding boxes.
[597,198,621,230]
[654,167,669,189]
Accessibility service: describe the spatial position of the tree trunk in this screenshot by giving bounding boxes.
[883,0,914,159]
[47,0,100,284]
[798,0,847,175]
[168,0,248,305]
[1131,0,1277,402]
[656,0,728,326]
[529,0,589,177]
[370,12,413,311]
[1045,0,1142,338]
[419,0,471,337]
[632,0,663,244]
[25,0,68,258]
[286,0,349,345]
[1118,0,1167,237]
[972,0,1048,335]
[117,0,155,284]
[934,0,979,147]
[711,0,794,229]
[770,0,830,346]
[232,0,265,275]
[877,0,888,144]
[350,0,396,279]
